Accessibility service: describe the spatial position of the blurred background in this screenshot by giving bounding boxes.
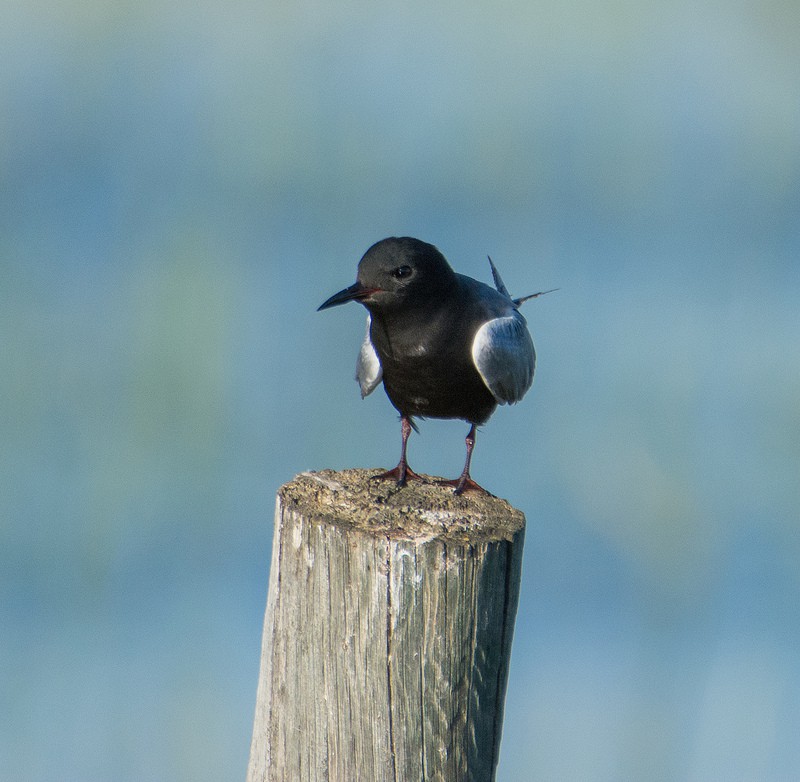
[2,0,798,779]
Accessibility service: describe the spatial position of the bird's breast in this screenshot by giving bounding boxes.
[406,343,428,357]
[372,333,497,424]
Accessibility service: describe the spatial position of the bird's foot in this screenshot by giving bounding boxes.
[372,463,423,488]
[436,475,493,497]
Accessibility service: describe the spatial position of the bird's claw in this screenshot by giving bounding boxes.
[372,463,423,487]
[435,476,493,497]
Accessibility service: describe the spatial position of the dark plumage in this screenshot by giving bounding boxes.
[318,237,552,494]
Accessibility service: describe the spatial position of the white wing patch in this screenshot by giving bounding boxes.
[356,315,382,398]
[471,313,535,404]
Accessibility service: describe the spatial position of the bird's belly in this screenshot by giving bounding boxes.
[380,354,496,424]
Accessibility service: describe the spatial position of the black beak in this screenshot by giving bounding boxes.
[317,281,380,311]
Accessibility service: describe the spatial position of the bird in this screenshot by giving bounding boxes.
[318,237,554,495]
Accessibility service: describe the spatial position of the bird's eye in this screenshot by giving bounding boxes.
[390,265,413,279]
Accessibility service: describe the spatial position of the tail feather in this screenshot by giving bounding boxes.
[513,288,559,306]
[487,255,558,307]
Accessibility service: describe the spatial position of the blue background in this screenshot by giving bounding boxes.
[2,1,798,780]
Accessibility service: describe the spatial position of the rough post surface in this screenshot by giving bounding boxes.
[247,469,526,782]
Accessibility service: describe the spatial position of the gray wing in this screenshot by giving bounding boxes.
[356,315,382,398]
[471,311,535,404]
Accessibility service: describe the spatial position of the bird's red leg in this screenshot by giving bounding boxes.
[439,424,490,495]
[374,415,422,487]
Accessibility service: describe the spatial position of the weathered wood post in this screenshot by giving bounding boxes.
[247,468,525,782]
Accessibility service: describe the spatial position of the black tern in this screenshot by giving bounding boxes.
[318,237,553,494]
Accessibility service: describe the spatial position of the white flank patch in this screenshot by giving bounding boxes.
[471,313,536,404]
[356,315,383,398]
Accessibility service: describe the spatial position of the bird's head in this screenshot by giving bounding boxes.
[318,237,456,313]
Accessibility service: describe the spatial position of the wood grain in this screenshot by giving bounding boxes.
[247,469,525,782]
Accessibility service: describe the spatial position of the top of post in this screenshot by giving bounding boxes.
[279,468,525,544]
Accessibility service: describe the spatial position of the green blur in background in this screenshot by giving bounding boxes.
[2,1,799,780]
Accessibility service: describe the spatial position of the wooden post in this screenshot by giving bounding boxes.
[247,468,525,782]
